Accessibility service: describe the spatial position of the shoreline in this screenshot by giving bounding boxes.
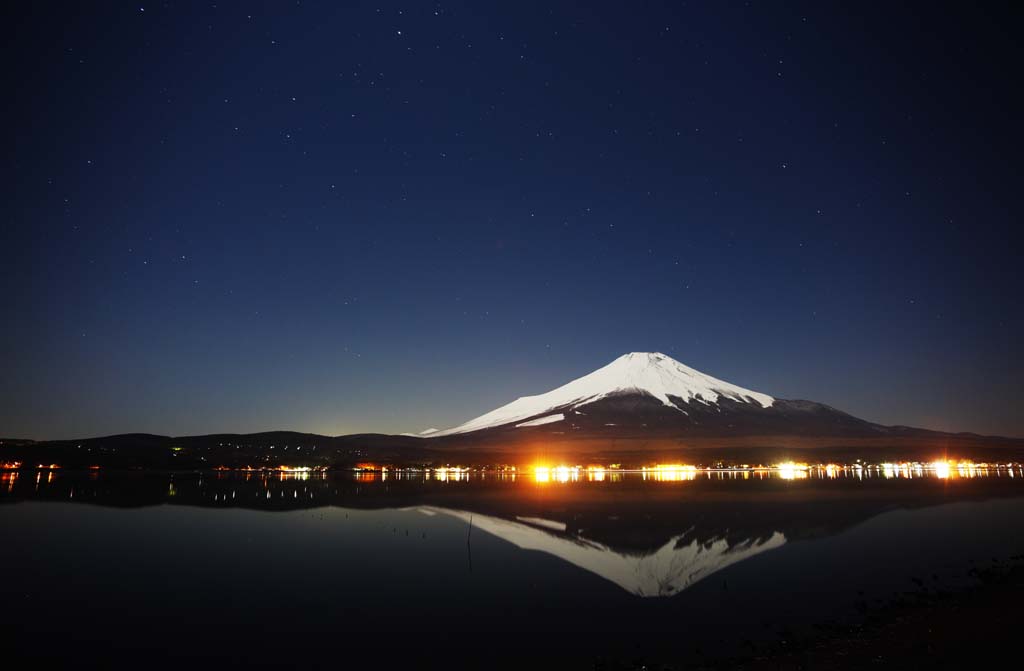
[687,556,1024,670]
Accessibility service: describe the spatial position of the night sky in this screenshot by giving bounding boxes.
[3,2,1021,440]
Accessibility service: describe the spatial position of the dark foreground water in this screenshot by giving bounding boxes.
[3,468,1024,669]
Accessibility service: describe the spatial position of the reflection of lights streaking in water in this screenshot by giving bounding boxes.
[775,462,808,480]
[532,465,579,483]
[923,460,999,479]
[433,467,470,482]
[958,461,985,478]
[523,462,1024,483]
[641,465,697,482]
[556,466,577,482]
[873,463,919,479]
[583,466,623,482]
[2,460,1017,502]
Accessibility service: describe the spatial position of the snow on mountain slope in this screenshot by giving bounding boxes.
[515,413,565,428]
[427,352,773,437]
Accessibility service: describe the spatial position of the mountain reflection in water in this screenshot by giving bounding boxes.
[5,468,1024,598]
[420,505,786,596]
[4,469,1024,670]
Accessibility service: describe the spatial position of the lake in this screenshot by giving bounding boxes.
[3,466,1024,669]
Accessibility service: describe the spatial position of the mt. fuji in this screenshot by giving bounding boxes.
[422,352,917,440]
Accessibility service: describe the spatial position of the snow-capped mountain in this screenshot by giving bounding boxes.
[424,352,887,439]
[428,352,773,437]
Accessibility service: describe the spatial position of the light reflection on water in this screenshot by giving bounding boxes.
[366,462,1023,484]
[337,462,1024,485]
[7,462,1024,592]
[3,460,1018,494]
[3,466,1024,670]
[4,461,1024,510]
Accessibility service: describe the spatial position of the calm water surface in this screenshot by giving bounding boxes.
[3,469,1024,669]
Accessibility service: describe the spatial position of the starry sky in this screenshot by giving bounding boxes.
[3,2,1022,440]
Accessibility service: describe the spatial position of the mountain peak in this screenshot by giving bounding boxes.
[617,351,669,362]
[614,351,686,369]
[582,351,774,409]
[426,352,774,437]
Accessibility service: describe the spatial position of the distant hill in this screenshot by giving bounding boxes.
[0,438,35,449]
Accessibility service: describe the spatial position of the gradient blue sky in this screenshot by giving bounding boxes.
[3,2,1021,439]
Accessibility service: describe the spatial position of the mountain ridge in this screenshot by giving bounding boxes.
[426,352,775,437]
[417,352,915,440]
